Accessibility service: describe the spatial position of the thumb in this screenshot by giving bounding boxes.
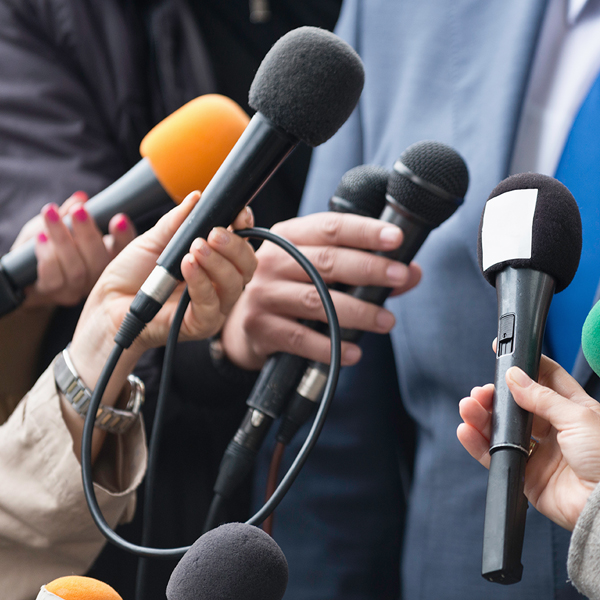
[506,367,588,431]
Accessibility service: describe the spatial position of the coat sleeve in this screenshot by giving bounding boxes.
[567,480,600,600]
[0,358,147,600]
[0,0,148,255]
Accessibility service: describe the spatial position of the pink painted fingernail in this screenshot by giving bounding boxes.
[73,206,88,222]
[44,204,60,223]
[71,190,88,202]
[37,232,48,243]
[115,216,129,232]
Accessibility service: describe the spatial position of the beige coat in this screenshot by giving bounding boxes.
[0,359,146,599]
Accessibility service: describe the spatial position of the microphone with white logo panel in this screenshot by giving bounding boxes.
[477,173,582,584]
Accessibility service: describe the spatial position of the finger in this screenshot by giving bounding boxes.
[260,243,414,289]
[207,227,257,286]
[458,392,493,441]
[34,232,66,294]
[506,367,590,432]
[58,190,88,217]
[132,190,201,255]
[231,206,255,231]
[69,203,112,282]
[244,313,363,366]
[241,280,396,334]
[536,354,592,405]
[42,203,87,295]
[189,237,245,314]
[456,422,491,469]
[272,212,404,252]
[180,251,221,335]
[387,262,423,296]
[106,213,136,258]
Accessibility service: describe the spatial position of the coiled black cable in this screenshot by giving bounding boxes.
[80,227,341,558]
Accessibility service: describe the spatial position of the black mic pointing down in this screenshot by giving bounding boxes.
[211,165,390,505]
[477,173,582,584]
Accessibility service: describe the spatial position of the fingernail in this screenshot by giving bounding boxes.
[192,238,211,257]
[115,215,129,232]
[507,367,532,388]
[73,206,88,222]
[380,226,402,246]
[210,228,230,245]
[344,345,362,364]
[376,309,395,331]
[37,232,48,243]
[245,206,254,227]
[386,262,408,285]
[186,253,198,268]
[71,190,88,202]
[44,203,60,223]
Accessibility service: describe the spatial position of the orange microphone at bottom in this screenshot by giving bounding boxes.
[36,576,122,600]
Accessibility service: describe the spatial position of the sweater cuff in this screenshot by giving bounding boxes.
[567,480,600,600]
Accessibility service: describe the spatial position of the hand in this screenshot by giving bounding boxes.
[12,191,136,308]
[457,354,600,531]
[221,211,422,370]
[64,192,256,459]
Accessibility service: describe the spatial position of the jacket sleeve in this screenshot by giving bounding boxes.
[567,480,600,600]
[0,0,148,255]
[0,357,147,600]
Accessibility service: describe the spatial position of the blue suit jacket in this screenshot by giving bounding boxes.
[254,0,591,598]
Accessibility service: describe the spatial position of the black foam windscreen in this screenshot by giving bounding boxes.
[249,27,364,147]
[330,165,389,217]
[477,173,582,293]
[386,140,469,227]
[166,523,288,600]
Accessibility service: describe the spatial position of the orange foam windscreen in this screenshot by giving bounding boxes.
[140,94,250,203]
[44,576,122,600]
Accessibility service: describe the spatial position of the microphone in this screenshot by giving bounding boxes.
[166,523,288,600]
[0,94,249,317]
[277,140,469,444]
[477,173,582,584]
[582,299,600,375]
[122,26,365,342]
[211,165,389,505]
[37,576,122,599]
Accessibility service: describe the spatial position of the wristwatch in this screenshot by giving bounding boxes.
[54,346,145,435]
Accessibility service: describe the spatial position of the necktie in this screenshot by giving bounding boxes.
[546,71,600,372]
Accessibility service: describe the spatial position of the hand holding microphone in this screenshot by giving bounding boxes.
[0,94,249,316]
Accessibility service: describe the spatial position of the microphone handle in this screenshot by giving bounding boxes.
[482,266,555,584]
[0,159,169,316]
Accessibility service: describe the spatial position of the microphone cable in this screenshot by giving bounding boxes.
[80,227,342,559]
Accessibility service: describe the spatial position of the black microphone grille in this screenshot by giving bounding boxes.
[386,140,469,228]
[166,523,288,600]
[477,173,582,293]
[249,26,365,147]
[330,165,390,217]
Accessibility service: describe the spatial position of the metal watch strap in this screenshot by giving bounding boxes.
[54,347,145,435]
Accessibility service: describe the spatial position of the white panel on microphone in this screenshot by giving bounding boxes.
[481,188,538,271]
[36,587,61,599]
